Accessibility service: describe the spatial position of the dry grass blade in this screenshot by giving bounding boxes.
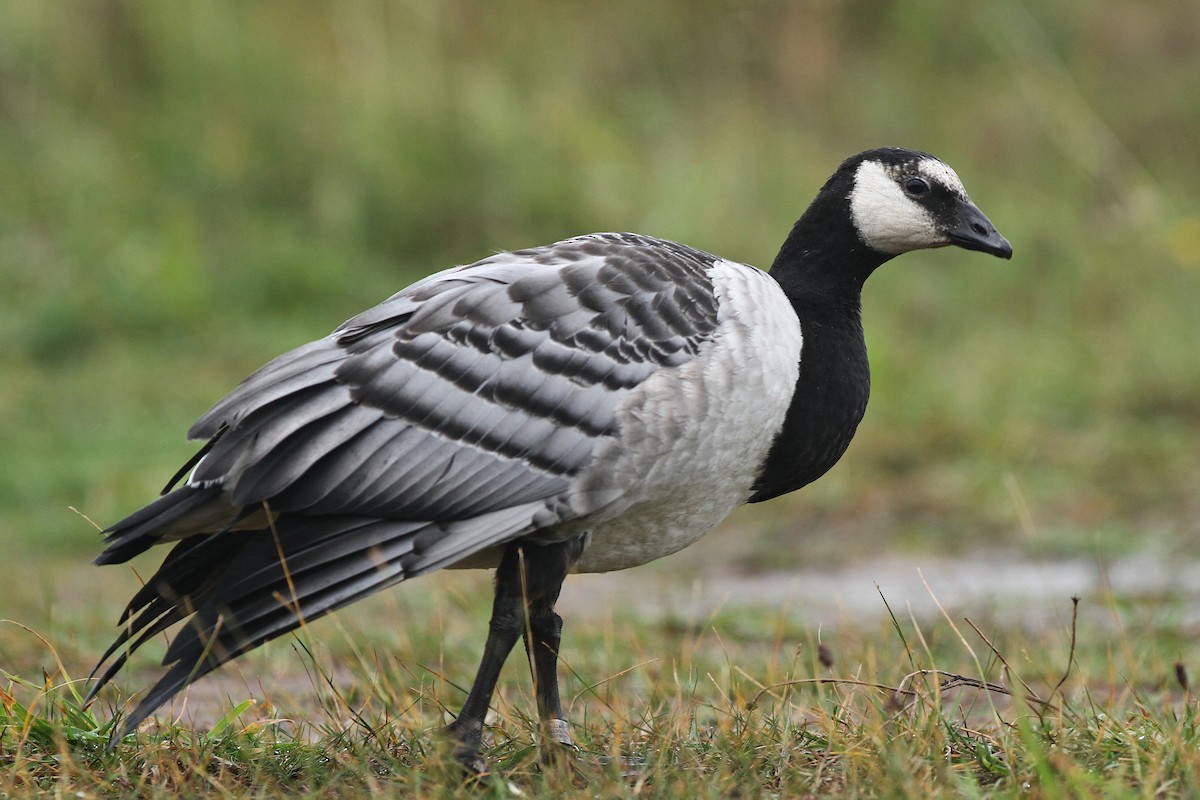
[745,677,916,711]
[1050,595,1080,703]
[962,617,1052,713]
[892,669,1053,714]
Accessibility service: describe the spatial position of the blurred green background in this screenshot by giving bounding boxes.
[2,0,1198,576]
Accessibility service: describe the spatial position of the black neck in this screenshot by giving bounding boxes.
[748,191,892,503]
[769,184,890,298]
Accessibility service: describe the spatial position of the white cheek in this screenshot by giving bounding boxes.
[849,161,945,255]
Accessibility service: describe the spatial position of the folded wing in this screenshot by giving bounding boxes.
[89,233,722,734]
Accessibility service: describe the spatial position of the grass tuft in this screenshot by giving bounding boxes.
[5,585,1200,797]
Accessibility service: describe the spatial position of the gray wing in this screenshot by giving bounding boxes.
[89,233,722,735]
[186,232,721,522]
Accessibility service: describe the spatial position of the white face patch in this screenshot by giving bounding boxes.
[848,159,959,255]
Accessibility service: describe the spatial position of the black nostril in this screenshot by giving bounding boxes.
[971,222,988,236]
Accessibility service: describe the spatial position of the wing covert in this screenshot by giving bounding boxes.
[186,233,721,523]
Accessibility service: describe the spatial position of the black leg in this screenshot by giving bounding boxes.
[444,539,576,775]
[522,565,575,751]
[443,575,523,774]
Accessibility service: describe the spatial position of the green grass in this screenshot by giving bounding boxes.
[5,572,1200,797]
[3,0,1200,795]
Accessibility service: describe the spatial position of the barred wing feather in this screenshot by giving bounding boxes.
[88,233,722,734]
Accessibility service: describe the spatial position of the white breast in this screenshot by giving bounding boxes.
[568,260,802,573]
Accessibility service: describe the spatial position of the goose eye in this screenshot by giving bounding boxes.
[904,177,930,195]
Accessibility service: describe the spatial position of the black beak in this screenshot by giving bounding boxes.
[947,199,1013,259]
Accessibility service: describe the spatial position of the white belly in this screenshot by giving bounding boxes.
[569,261,801,573]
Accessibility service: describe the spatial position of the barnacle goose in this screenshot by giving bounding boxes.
[87,147,1011,772]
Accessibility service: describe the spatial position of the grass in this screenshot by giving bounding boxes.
[5,572,1200,797]
[3,0,1200,795]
